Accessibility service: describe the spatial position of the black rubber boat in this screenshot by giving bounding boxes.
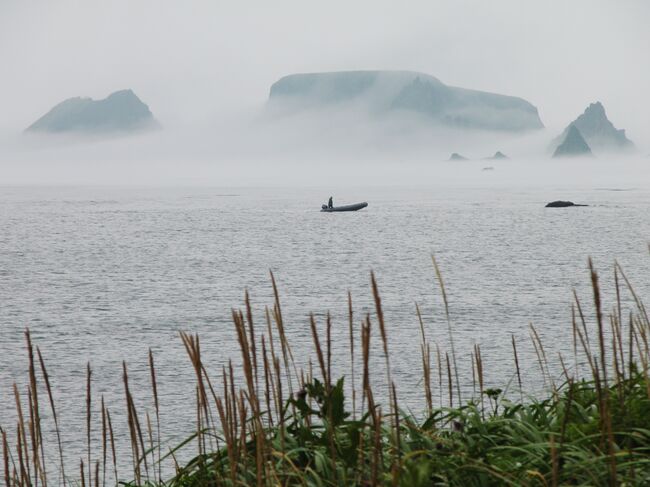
[321,202,368,212]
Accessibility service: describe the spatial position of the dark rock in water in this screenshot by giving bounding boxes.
[268,71,544,131]
[486,151,508,160]
[26,89,159,134]
[482,166,494,171]
[545,200,588,208]
[552,102,634,153]
[449,153,468,161]
[553,125,593,158]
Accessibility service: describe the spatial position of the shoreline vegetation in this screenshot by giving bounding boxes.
[2,257,650,486]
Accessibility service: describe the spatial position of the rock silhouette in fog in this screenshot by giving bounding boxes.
[552,102,633,153]
[26,89,160,135]
[486,151,509,160]
[552,125,593,158]
[269,71,544,132]
[449,153,468,161]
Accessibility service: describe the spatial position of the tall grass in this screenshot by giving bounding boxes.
[3,258,650,486]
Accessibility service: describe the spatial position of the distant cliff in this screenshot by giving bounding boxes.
[26,90,159,134]
[268,71,544,132]
[553,102,633,153]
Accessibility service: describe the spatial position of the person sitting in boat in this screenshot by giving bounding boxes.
[328,196,333,209]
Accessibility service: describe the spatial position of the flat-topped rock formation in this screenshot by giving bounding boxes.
[26,90,159,134]
[269,71,544,132]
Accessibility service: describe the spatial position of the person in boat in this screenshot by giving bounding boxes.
[328,196,333,209]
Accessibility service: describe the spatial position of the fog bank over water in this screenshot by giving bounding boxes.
[1,139,649,190]
[1,101,648,187]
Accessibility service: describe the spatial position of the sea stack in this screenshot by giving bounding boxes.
[487,151,508,160]
[553,102,633,153]
[449,153,468,161]
[553,125,593,158]
[26,90,159,134]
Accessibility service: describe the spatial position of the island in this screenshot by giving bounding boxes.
[26,89,160,134]
[268,71,544,132]
[552,102,634,153]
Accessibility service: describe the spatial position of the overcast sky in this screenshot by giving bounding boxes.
[1,0,649,145]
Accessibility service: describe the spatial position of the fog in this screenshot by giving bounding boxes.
[1,0,649,186]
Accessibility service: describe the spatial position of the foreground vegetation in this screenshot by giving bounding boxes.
[3,258,650,486]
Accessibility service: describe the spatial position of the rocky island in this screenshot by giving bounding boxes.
[448,153,468,161]
[26,89,159,134]
[552,102,634,153]
[486,151,509,160]
[268,71,544,132]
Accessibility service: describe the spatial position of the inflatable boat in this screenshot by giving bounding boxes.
[321,202,368,212]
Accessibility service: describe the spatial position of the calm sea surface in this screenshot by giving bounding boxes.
[1,182,649,476]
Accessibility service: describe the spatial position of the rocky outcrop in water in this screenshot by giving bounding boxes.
[552,125,593,158]
[26,90,159,134]
[545,201,588,208]
[449,153,468,161]
[553,102,633,153]
[268,71,544,132]
[486,151,508,160]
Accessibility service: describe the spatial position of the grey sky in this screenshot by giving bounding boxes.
[1,0,649,143]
